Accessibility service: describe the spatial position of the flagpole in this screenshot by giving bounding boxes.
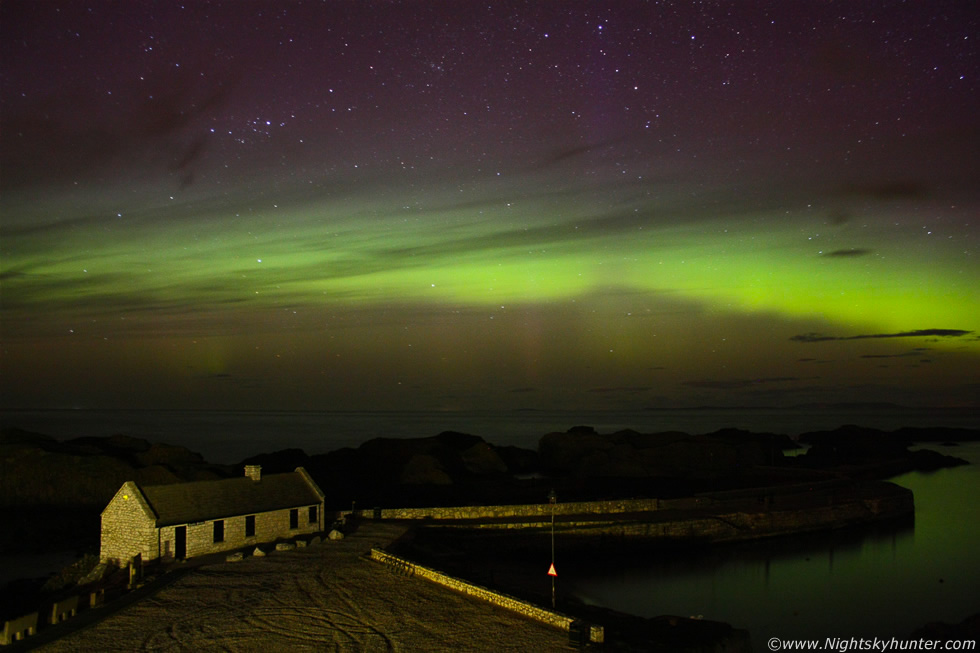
[548,488,556,609]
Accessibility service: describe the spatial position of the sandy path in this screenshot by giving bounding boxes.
[39,524,571,652]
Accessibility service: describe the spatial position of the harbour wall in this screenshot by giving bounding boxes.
[368,547,603,644]
[353,479,913,544]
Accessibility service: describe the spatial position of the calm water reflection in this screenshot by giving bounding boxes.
[568,442,980,641]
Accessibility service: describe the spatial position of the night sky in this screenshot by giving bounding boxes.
[2,1,977,411]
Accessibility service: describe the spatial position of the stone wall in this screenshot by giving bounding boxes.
[100,482,158,564]
[1,612,38,645]
[101,481,322,564]
[353,487,843,522]
[48,595,79,625]
[158,505,321,561]
[355,479,885,526]
[369,548,604,644]
[427,494,913,545]
[355,480,912,546]
[358,496,671,521]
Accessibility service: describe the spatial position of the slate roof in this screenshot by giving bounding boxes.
[140,469,323,527]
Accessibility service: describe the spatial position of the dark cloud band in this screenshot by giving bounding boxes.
[791,329,972,343]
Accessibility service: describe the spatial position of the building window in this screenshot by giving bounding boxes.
[213,520,224,543]
[308,506,318,524]
[245,515,256,537]
[289,509,299,530]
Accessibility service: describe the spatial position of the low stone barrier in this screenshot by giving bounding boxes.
[89,589,105,608]
[1,612,38,645]
[369,548,603,644]
[367,494,853,522]
[49,595,79,624]
[354,481,905,534]
[359,497,667,521]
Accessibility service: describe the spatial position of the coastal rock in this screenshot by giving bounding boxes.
[538,429,615,475]
[133,441,206,468]
[62,435,214,478]
[0,429,230,509]
[133,464,182,487]
[0,428,57,447]
[538,428,772,478]
[308,431,526,507]
[240,448,311,474]
[0,444,144,507]
[797,425,970,473]
[495,445,539,475]
[909,448,968,470]
[400,454,453,485]
[910,613,980,640]
[459,441,508,476]
[894,427,980,443]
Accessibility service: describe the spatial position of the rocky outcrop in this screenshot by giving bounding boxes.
[796,425,969,474]
[240,448,311,474]
[277,431,534,509]
[400,454,453,485]
[459,441,509,476]
[910,613,980,640]
[0,429,229,509]
[494,446,539,475]
[538,427,784,478]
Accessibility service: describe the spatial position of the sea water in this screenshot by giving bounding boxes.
[566,441,980,643]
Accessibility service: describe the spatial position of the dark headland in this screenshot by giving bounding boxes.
[1,423,975,650]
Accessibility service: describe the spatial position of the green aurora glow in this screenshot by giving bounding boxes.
[1,2,977,410]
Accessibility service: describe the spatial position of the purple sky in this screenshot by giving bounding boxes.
[2,1,977,411]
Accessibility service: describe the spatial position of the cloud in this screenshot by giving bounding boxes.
[0,67,236,193]
[683,377,800,390]
[839,180,929,201]
[860,352,920,359]
[538,139,622,167]
[821,248,873,258]
[589,387,651,394]
[791,329,972,343]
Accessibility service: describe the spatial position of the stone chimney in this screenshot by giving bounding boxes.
[244,465,262,482]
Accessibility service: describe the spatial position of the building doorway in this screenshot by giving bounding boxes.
[174,526,187,559]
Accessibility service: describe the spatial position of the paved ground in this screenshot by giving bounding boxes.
[35,524,572,652]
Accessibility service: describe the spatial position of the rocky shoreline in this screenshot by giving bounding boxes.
[3,423,970,515]
[1,423,974,650]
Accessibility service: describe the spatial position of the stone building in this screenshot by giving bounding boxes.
[100,465,325,565]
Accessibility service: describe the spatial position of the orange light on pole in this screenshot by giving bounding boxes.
[548,488,557,608]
